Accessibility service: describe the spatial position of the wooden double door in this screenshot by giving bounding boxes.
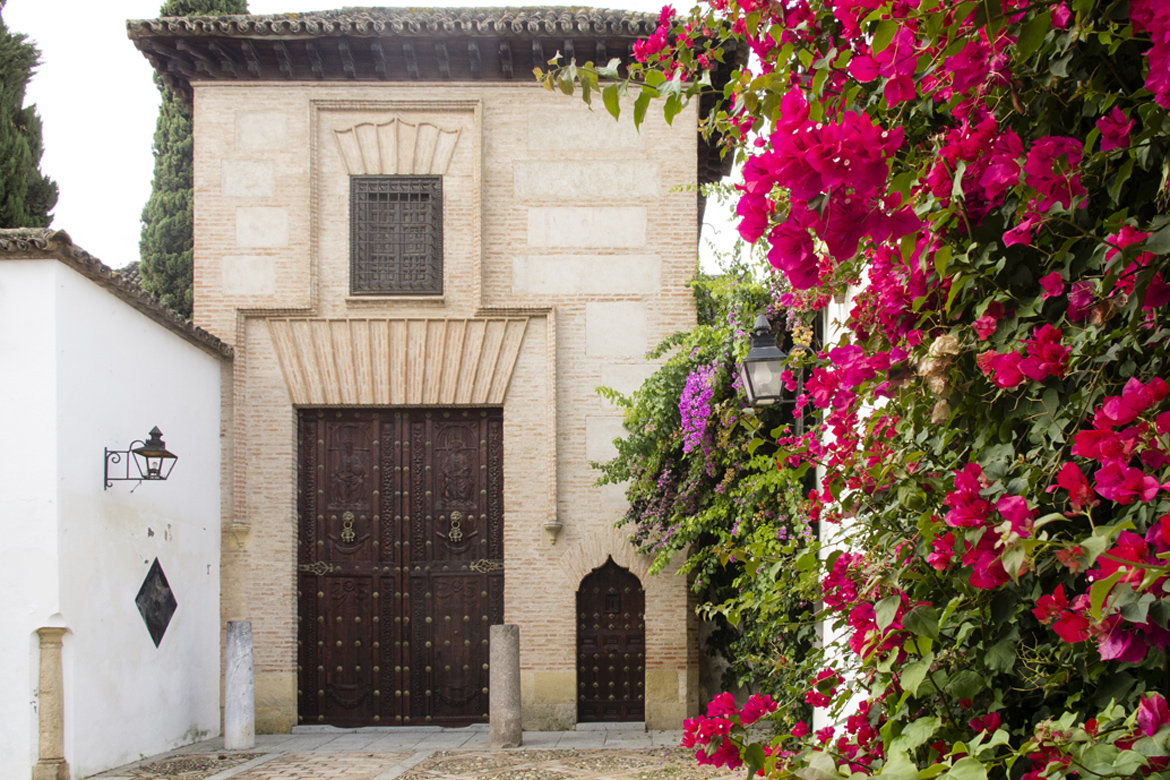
[297,408,504,727]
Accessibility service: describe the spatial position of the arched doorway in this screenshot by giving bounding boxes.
[576,557,645,722]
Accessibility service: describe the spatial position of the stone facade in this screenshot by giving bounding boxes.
[144,10,709,733]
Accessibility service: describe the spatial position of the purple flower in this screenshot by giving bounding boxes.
[680,363,719,455]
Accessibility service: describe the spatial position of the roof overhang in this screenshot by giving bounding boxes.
[127,7,739,184]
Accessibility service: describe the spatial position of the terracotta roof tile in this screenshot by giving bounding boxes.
[127,7,660,39]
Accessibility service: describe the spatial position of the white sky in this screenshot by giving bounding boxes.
[6,0,734,272]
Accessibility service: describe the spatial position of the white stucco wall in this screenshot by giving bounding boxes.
[0,258,224,780]
[0,260,63,780]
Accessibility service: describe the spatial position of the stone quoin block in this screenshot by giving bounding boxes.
[512,254,660,296]
[234,208,289,248]
[512,162,660,200]
[527,207,647,248]
[222,160,276,199]
[235,110,289,152]
[585,415,627,463]
[586,301,648,357]
[221,256,276,296]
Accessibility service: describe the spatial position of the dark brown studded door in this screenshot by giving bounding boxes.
[577,558,645,722]
[297,408,504,727]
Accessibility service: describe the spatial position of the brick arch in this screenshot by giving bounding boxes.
[557,523,649,588]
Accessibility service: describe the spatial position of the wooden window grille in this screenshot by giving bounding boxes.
[350,176,442,295]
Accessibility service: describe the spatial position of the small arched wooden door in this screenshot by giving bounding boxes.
[576,557,645,722]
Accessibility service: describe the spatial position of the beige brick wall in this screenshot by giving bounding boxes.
[195,80,699,732]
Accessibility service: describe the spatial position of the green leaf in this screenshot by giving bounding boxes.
[1001,545,1026,583]
[1049,52,1072,77]
[744,742,766,779]
[891,717,941,753]
[795,750,844,780]
[880,750,920,780]
[633,88,652,129]
[904,606,940,639]
[1110,157,1135,202]
[597,58,621,79]
[602,84,621,120]
[1090,570,1126,619]
[945,670,985,699]
[941,757,988,780]
[873,19,898,52]
[901,656,933,696]
[1146,224,1170,256]
[985,640,1016,673]
[933,245,952,279]
[876,596,901,632]
[663,94,683,126]
[1015,12,1052,61]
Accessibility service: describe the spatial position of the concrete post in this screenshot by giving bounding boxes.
[489,624,522,749]
[32,627,70,780]
[224,621,255,750]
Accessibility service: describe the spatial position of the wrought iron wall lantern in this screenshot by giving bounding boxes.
[104,426,178,490]
[739,314,789,407]
[739,314,807,435]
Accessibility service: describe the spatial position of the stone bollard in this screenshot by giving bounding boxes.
[224,621,255,750]
[489,624,522,749]
[32,627,70,780]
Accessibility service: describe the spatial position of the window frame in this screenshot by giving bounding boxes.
[349,175,443,297]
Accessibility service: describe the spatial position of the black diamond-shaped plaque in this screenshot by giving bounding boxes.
[136,558,178,648]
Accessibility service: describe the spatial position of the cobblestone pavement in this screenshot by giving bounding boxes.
[91,728,737,780]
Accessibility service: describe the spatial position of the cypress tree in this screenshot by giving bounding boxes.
[139,0,248,318]
[0,5,58,228]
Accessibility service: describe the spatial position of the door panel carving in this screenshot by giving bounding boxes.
[298,408,503,727]
[577,558,645,723]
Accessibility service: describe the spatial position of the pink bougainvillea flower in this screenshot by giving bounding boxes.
[815,726,835,745]
[1093,462,1162,505]
[979,350,1025,389]
[884,74,917,106]
[1039,271,1065,299]
[972,314,998,340]
[848,54,880,83]
[1051,462,1097,512]
[927,531,956,570]
[1130,0,1170,109]
[1067,281,1094,321]
[968,712,1002,733]
[1091,531,1153,584]
[1099,377,1169,427]
[805,669,839,707]
[1033,584,1070,623]
[944,463,992,528]
[1097,107,1134,152]
[1072,427,1135,463]
[1018,324,1069,382]
[740,694,778,725]
[997,495,1036,536]
[767,221,820,290]
[1003,213,1041,247]
[1052,611,1091,643]
[962,529,1010,589]
[1052,2,1072,28]
[706,692,738,719]
[1138,694,1170,737]
[792,720,810,738]
[1024,136,1086,211]
[1098,616,1149,662]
